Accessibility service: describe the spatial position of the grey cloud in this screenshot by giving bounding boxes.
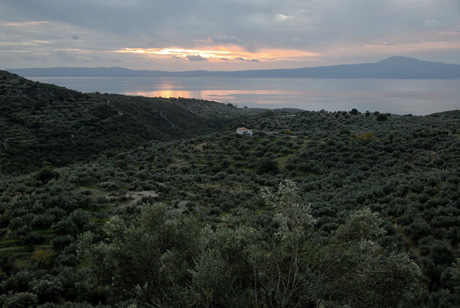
[3,1,459,46]
[91,55,110,62]
[55,50,78,62]
[424,19,442,29]
[292,38,305,46]
[210,35,245,45]
[172,55,186,61]
[194,35,246,46]
[72,35,80,40]
[235,57,260,62]
[22,55,41,61]
[1,0,459,68]
[187,55,207,62]
[1,0,208,37]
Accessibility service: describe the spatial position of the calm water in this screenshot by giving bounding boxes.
[30,77,460,115]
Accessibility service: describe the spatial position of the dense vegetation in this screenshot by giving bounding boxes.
[0,71,459,307]
[0,71,254,174]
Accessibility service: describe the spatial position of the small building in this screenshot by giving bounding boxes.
[236,127,253,136]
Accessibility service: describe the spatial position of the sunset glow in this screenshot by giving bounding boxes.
[116,47,319,63]
[1,0,458,70]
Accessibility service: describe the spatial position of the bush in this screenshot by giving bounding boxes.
[22,232,45,245]
[207,207,222,216]
[256,158,279,175]
[405,219,431,243]
[51,235,76,250]
[1,291,38,308]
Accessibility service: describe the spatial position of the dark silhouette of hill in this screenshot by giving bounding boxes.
[7,56,460,79]
[0,71,252,174]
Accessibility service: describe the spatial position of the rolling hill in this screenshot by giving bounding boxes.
[0,70,255,174]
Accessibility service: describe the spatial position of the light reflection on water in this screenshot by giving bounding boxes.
[123,89,299,103]
[29,77,460,115]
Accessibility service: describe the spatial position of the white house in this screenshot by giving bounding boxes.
[236,127,253,136]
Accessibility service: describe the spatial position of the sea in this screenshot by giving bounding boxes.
[29,77,460,116]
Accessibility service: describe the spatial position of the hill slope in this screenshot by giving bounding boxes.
[0,71,251,174]
[0,107,459,306]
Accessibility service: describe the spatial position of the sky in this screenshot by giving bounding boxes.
[1,0,459,71]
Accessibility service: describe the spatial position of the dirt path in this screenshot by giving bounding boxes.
[124,191,158,207]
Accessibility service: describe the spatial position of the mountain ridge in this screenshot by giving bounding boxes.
[6,56,460,79]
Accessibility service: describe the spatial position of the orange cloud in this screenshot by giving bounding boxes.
[115,47,319,63]
[254,49,319,62]
[2,20,50,28]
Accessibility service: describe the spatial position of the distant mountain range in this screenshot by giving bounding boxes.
[6,56,460,79]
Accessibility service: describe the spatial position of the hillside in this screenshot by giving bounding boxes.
[0,70,256,174]
[7,56,460,79]
[1,75,460,307]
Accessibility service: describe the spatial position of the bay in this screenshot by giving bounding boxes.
[29,77,460,116]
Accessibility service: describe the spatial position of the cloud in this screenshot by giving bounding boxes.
[172,55,186,61]
[210,35,245,45]
[194,35,246,46]
[1,0,460,70]
[22,55,41,61]
[292,38,305,46]
[55,50,78,62]
[186,55,207,61]
[234,57,260,62]
[276,14,292,22]
[424,19,442,29]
